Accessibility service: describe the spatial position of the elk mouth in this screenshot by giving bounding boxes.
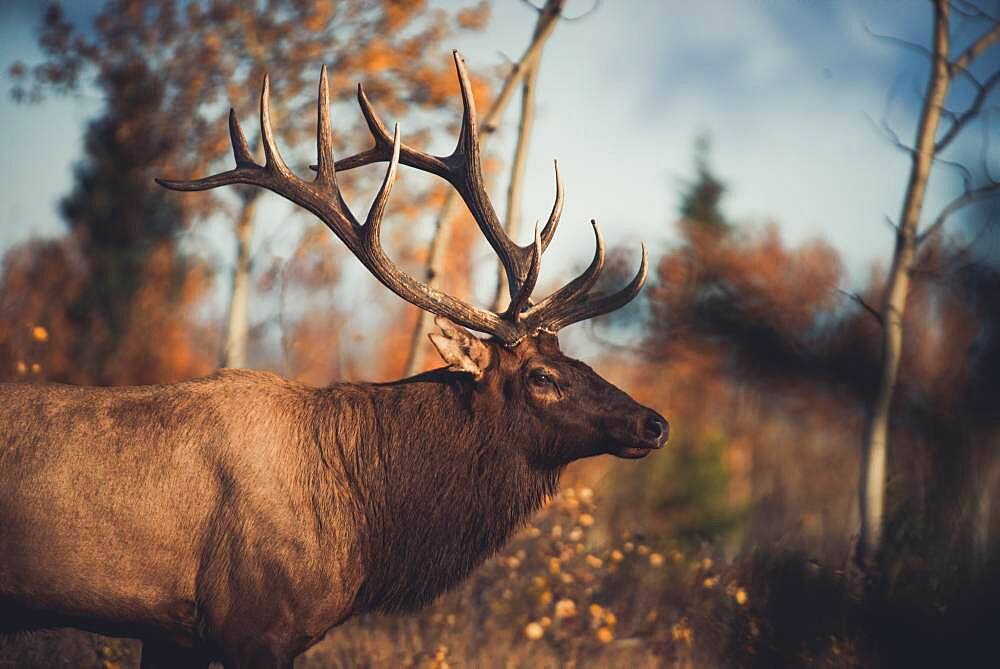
[611,443,662,459]
[611,408,670,460]
[608,411,668,459]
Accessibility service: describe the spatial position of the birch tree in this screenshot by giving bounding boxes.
[858,0,1000,567]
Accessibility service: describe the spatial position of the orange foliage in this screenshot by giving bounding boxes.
[0,239,213,386]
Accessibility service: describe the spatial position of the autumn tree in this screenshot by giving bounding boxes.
[11,0,491,369]
[0,58,213,385]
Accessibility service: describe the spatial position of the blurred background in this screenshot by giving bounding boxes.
[2,1,1000,667]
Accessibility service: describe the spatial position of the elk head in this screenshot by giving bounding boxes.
[157,51,668,465]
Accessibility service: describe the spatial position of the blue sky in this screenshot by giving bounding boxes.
[1,0,998,303]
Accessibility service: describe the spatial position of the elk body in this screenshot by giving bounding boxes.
[0,53,668,668]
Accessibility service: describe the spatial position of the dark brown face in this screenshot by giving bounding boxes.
[488,333,668,466]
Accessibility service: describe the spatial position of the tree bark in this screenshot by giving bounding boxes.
[858,0,951,568]
[222,198,258,368]
[403,0,565,376]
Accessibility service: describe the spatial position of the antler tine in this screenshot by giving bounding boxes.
[159,68,521,344]
[447,50,531,296]
[534,244,648,334]
[314,65,337,187]
[332,51,535,299]
[505,222,543,321]
[333,83,451,178]
[260,75,292,177]
[359,126,520,341]
[159,58,651,347]
[229,108,255,167]
[538,160,563,253]
[522,219,606,324]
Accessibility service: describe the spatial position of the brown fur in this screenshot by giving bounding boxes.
[0,333,666,667]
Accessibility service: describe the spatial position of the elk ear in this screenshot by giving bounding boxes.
[429,316,492,380]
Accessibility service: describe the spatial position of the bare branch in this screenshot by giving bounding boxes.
[982,107,1000,183]
[562,0,601,21]
[950,16,1000,75]
[839,289,883,325]
[917,182,1000,244]
[864,111,915,155]
[951,0,998,23]
[866,20,996,92]
[865,25,936,60]
[935,69,1000,151]
[933,154,974,190]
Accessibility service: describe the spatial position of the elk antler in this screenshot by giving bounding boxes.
[158,53,647,346]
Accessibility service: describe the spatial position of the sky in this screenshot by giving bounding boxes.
[0,0,998,307]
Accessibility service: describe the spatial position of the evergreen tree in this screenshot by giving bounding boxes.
[678,134,730,235]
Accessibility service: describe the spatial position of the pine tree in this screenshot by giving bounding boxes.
[678,134,730,235]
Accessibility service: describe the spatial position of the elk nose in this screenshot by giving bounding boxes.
[642,411,669,447]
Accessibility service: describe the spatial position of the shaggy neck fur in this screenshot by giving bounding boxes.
[311,369,561,614]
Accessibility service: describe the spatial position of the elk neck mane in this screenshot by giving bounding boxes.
[307,368,562,613]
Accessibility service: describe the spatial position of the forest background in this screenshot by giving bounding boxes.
[2,1,1000,666]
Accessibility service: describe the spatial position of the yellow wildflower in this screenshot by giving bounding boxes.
[31,325,48,342]
[15,361,27,375]
[585,554,603,568]
[671,619,694,646]
[610,549,624,563]
[540,616,552,628]
[524,622,544,640]
[30,363,41,374]
[578,513,594,527]
[735,587,749,605]
[604,611,617,626]
[568,527,583,542]
[703,575,720,589]
[637,544,651,555]
[595,626,614,644]
[579,487,594,502]
[538,590,552,606]
[554,598,577,619]
[548,557,561,574]
[649,552,665,567]
[589,603,604,619]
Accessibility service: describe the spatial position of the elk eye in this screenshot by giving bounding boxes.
[529,369,555,388]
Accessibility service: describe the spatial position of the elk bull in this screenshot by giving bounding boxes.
[0,52,668,668]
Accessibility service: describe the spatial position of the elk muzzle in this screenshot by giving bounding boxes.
[611,407,669,459]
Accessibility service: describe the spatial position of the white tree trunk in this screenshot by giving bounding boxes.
[858,0,951,567]
[222,200,257,368]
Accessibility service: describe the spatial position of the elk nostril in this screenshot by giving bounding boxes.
[644,415,668,442]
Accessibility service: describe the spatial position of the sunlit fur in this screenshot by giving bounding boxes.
[0,333,664,666]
